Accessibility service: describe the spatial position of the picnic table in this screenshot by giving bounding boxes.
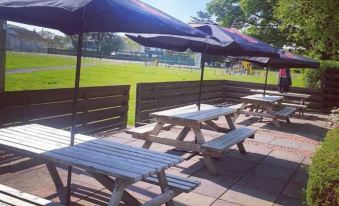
[0,124,200,206]
[233,94,297,128]
[250,89,310,114]
[127,104,256,175]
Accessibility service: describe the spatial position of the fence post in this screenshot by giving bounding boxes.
[134,83,141,127]
[0,20,6,92]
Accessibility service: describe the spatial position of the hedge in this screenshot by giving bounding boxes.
[305,60,339,88]
[306,127,339,206]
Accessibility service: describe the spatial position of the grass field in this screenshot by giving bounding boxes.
[6,52,97,70]
[4,52,306,125]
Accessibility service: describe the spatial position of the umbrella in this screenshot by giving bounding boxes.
[232,49,320,95]
[127,23,279,110]
[0,0,210,204]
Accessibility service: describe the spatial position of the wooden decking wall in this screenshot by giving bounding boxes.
[0,85,130,134]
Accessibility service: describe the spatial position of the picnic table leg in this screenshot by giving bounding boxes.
[157,171,174,206]
[232,103,247,121]
[176,127,191,141]
[108,178,127,206]
[45,163,66,204]
[236,141,247,155]
[143,122,165,149]
[225,115,236,131]
[193,128,217,175]
[88,171,140,206]
[266,106,281,128]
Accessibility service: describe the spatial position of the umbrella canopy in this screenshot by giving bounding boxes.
[127,23,279,57]
[191,24,279,57]
[126,24,279,110]
[232,50,320,68]
[0,0,208,37]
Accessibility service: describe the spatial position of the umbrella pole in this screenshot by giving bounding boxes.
[263,67,268,96]
[65,32,83,206]
[197,53,205,111]
[261,67,269,122]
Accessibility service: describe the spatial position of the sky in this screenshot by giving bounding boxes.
[8,0,211,36]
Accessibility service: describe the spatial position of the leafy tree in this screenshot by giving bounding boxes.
[89,32,106,57]
[101,34,124,55]
[190,11,214,24]
[275,0,339,60]
[206,0,287,48]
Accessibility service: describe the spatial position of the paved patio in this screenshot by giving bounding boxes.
[0,112,332,206]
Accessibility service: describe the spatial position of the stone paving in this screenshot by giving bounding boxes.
[0,112,332,206]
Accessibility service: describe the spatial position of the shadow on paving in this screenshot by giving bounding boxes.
[236,116,328,141]
[0,145,308,205]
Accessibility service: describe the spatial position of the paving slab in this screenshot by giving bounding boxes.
[281,182,306,200]
[273,195,304,206]
[190,170,234,198]
[211,200,242,206]
[220,185,277,206]
[173,191,215,206]
[236,173,287,195]
[251,164,295,181]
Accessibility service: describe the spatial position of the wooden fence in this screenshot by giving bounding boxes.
[135,80,226,126]
[321,68,339,108]
[135,80,325,126]
[0,85,130,134]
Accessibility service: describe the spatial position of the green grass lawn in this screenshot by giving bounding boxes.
[6,52,97,70]
[4,52,306,125]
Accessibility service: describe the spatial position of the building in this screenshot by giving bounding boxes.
[6,25,47,53]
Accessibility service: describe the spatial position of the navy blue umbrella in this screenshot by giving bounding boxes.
[232,50,320,96]
[127,24,279,110]
[0,0,207,37]
[0,1,210,205]
[233,50,320,68]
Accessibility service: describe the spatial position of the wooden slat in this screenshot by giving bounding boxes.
[25,124,183,163]
[9,126,179,167]
[0,184,61,206]
[0,86,129,134]
[0,130,156,181]
[275,107,297,117]
[201,127,255,152]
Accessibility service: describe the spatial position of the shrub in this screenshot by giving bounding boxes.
[304,60,339,88]
[306,128,339,206]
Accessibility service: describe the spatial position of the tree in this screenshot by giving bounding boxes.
[190,11,214,24]
[275,0,339,60]
[101,34,124,55]
[89,32,106,57]
[206,0,287,48]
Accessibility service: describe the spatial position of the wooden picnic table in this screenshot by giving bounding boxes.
[250,89,310,114]
[233,94,294,128]
[0,124,199,206]
[127,104,256,175]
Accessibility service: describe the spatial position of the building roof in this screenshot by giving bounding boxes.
[7,25,44,41]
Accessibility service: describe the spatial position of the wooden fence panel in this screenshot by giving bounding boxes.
[224,80,323,110]
[135,79,326,126]
[321,68,339,108]
[135,80,227,126]
[0,85,130,134]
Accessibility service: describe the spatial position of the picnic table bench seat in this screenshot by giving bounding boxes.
[126,123,172,137]
[0,184,61,206]
[274,106,297,124]
[144,173,200,193]
[201,127,255,158]
[275,106,297,117]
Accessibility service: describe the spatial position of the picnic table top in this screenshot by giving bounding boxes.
[150,104,237,124]
[0,124,183,182]
[250,89,311,99]
[241,94,284,104]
